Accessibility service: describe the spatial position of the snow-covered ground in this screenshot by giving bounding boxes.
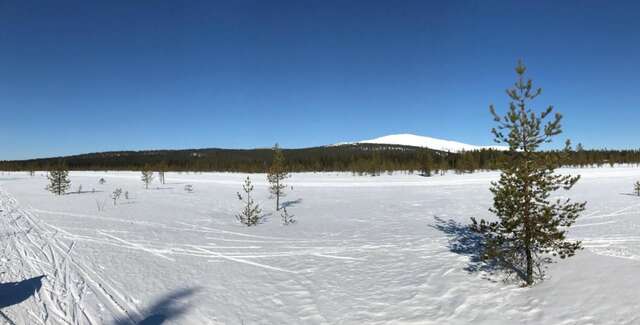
[0,167,640,324]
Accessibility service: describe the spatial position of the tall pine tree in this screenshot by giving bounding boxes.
[47,161,71,195]
[267,143,289,211]
[471,61,586,286]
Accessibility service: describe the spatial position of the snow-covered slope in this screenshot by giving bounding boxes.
[344,133,507,152]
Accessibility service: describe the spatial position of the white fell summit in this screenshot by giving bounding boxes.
[348,133,508,152]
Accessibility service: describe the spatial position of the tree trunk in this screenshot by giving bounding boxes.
[276,179,280,211]
[525,246,533,285]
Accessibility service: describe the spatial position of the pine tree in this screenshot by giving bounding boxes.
[141,165,154,189]
[634,181,640,196]
[46,161,71,195]
[157,161,168,185]
[236,176,262,226]
[470,61,586,286]
[267,143,289,211]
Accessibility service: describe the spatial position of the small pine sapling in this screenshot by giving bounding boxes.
[236,176,262,226]
[46,162,71,196]
[634,181,640,196]
[112,188,123,206]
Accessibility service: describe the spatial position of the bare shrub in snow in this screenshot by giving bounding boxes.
[95,199,106,212]
[281,207,295,225]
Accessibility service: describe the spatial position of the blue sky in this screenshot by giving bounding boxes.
[1,1,639,160]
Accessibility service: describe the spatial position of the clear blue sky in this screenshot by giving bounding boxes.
[1,0,639,160]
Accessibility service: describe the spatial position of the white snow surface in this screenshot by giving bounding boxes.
[0,167,639,324]
[345,133,508,152]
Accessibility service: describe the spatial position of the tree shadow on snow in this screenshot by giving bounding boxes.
[281,198,302,209]
[430,216,499,279]
[66,190,105,195]
[114,287,199,325]
[0,275,46,309]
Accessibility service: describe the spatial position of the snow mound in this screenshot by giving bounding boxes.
[353,133,507,152]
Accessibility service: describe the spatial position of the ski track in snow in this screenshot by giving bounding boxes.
[0,189,142,325]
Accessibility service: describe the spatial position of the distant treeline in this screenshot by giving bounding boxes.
[1,144,640,175]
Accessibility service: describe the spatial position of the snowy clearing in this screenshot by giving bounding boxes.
[0,167,639,324]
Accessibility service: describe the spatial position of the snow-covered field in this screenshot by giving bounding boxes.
[1,167,640,324]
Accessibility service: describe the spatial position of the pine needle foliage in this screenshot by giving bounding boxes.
[267,143,289,211]
[470,61,586,286]
[237,176,262,226]
[46,161,71,196]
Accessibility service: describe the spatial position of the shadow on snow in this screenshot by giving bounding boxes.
[430,216,499,278]
[281,198,303,209]
[0,275,46,309]
[114,287,200,325]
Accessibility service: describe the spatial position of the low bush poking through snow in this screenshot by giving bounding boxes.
[281,207,295,225]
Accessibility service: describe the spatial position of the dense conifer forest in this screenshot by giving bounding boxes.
[1,144,640,175]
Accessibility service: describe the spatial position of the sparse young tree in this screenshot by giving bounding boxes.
[634,181,640,196]
[99,178,106,185]
[46,162,71,196]
[141,165,154,189]
[470,61,586,286]
[236,176,262,226]
[267,143,289,211]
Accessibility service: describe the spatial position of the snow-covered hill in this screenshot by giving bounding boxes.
[340,133,508,152]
